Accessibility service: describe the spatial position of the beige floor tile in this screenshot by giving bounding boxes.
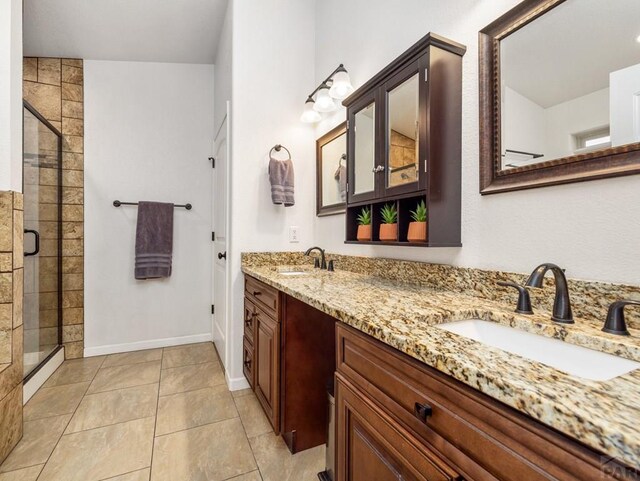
[249,432,325,481]
[0,414,71,472]
[24,381,89,421]
[0,464,44,481]
[161,343,217,369]
[87,361,161,394]
[234,394,273,438]
[102,349,163,368]
[44,356,105,387]
[227,471,263,481]
[38,417,155,481]
[101,467,150,480]
[151,418,256,481]
[232,388,254,399]
[66,384,159,434]
[159,361,225,396]
[156,385,237,436]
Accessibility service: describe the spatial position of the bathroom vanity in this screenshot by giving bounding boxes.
[242,253,640,481]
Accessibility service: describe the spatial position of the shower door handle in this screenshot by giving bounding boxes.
[24,229,40,256]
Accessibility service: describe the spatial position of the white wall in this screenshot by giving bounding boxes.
[610,63,640,146]
[0,0,23,191]
[312,0,640,286]
[544,87,609,159]
[502,86,546,164]
[226,0,316,387]
[84,60,215,355]
[214,1,233,134]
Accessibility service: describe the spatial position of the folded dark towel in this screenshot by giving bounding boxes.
[134,201,174,280]
[269,157,295,206]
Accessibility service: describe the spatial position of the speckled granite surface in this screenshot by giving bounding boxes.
[242,252,640,469]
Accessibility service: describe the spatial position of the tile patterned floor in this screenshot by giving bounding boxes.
[0,343,325,481]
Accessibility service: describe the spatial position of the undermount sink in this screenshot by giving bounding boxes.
[437,319,640,381]
[276,268,310,276]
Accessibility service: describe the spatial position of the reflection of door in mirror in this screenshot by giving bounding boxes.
[499,0,640,170]
[321,133,347,206]
[353,102,376,195]
[388,74,419,187]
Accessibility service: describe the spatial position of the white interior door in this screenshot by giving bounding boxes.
[212,104,230,367]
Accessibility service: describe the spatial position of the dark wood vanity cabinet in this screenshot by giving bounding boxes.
[243,276,336,453]
[336,324,637,481]
[343,33,466,247]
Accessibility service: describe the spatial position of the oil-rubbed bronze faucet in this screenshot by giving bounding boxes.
[602,300,640,336]
[525,263,573,324]
[304,246,327,269]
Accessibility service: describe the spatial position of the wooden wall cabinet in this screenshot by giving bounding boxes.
[344,33,466,247]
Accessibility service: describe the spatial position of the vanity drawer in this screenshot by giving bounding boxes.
[336,324,626,481]
[244,298,257,343]
[242,336,254,389]
[245,276,279,318]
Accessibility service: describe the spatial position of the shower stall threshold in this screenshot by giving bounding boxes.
[23,346,65,403]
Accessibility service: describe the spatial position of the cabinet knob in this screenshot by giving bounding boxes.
[372,165,385,173]
[218,251,227,260]
[414,402,433,423]
[244,359,252,368]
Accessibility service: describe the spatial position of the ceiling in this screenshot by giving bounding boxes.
[23,0,228,64]
[501,0,640,108]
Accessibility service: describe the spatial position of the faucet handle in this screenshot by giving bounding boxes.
[498,281,533,315]
[313,257,320,269]
[603,300,640,336]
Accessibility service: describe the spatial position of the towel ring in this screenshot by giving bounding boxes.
[270,144,291,160]
[339,153,346,167]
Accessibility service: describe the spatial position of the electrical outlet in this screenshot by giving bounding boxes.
[289,226,300,243]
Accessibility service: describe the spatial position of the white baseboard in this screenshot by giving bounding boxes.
[24,348,65,404]
[84,333,213,357]
[226,372,250,391]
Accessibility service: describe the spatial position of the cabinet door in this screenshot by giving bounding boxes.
[382,54,428,198]
[255,313,280,433]
[347,90,382,204]
[336,374,461,481]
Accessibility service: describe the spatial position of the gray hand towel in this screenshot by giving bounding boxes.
[334,164,347,202]
[135,201,174,279]
[269,157,295,206]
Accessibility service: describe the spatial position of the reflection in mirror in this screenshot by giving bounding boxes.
[353,102,376,195]
[321,132,347,207]
[388,74,419,186]
[500,0,640,170]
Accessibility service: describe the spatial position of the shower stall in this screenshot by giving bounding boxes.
[22,101,63,380]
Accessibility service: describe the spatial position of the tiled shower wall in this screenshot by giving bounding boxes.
[0,192,24,463]
[23,58,84,359]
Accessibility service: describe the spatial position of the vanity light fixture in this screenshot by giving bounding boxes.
[314,82,337,112]
[300,96,322,123]
[300,64,354,123]
[636,34,640,43]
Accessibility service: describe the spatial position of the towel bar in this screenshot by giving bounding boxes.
[113,200,192,210]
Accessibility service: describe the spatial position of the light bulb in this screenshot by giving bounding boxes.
[329,67,354,100]
[313,83,337,112]
[300,97,321,123]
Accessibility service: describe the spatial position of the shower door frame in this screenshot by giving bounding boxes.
[22,99,64,383]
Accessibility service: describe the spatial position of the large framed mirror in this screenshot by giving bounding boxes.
[479,0,640,194]
[316,122,347,216]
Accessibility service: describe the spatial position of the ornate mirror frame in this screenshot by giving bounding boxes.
[316,122,347,216]
[479,0,640,195]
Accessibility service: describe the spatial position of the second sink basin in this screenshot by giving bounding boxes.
[437,319,640,381]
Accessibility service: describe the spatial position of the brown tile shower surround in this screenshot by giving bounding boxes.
[242,251,640,468]
[23,57,84,359]
[0,192,24,464]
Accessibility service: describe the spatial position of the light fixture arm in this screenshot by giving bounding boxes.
[305,64,346,100]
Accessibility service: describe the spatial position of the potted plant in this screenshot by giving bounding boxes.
[379,203,398,241]
[356,206,372,241]
[407,199,427,242]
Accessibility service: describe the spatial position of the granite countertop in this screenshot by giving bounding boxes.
[242,263,640,469]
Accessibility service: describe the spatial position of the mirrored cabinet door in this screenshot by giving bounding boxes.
[348,94,379,202]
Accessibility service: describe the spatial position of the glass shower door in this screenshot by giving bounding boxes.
[23,101,63,379]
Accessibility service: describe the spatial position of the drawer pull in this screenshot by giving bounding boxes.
[244,359,252,369]
[252,290,262,296]
[245,310,257,325]
[414,402,433,423]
